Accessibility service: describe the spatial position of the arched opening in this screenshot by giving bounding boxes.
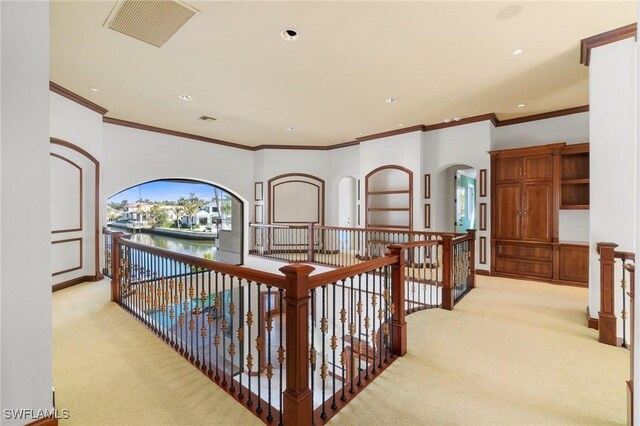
[338,176,357,250]
[107,178,244,265]
[442,165,476,233]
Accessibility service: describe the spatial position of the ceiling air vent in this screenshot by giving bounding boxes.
[104,0,198,48]
[199,116,216,122]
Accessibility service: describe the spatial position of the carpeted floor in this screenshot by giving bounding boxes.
[53,275,628,425]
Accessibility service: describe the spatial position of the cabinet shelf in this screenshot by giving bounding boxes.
[561,178,589,185]
[560,144,589,209]
[560,204,590,210]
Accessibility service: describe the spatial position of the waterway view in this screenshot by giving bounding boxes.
[129,232,217,259]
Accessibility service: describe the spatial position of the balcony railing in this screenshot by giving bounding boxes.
[596,242,635,425]
[106,224,475,424]
[250,224,476,311]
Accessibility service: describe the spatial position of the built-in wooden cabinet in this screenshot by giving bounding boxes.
[490,143,589,286]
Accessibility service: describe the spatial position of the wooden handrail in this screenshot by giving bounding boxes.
[249,223,308,229]
[115,235,287,289]
[387,240,440,249]
[312,224,461,237]
[307,254,399,289]
[616,251,636,261]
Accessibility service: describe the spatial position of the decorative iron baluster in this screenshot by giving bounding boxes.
[320,284,327,419]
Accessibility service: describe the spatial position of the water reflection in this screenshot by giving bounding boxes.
[131,233,216,259]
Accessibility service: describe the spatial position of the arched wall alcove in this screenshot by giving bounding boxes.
[267,173,325,225]
[365,165,413,230]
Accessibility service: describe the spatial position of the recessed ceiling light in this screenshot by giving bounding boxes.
[179,94,193,101]
[397,123,405,127]
[385,97,398,104]
[286,127,295,132]
[517,103,526,108]
[512,48,523,56]
[281,28,299,41]
[357,132,364,136]
[89,87,99,92]
[444,118,451,123]
[454,116,461,122]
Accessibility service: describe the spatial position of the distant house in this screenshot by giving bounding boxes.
[124,202,153,224]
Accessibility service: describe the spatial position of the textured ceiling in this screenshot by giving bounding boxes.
[50,1,637,147]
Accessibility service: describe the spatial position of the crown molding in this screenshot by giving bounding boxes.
[423,113,499,132]
[52,81,588,152]
[495,105,589,127]
[355,124,426,142]
[50,82,108,115]
[580,23,637,66]
[103,117,253,151]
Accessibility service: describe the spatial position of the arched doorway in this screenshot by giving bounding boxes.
[443,165,477,233]
[338,176,357,250]
[107,179,244,265]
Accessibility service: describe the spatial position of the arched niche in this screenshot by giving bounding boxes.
[365,165,413,230]
[268,173,325,225]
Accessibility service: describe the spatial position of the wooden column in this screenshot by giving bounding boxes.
[280,264,315,426]
[110,232,123,303]
[388,245,407,356]
[441,235,454,310]
[467,229,477,289]
[597,242,618,346]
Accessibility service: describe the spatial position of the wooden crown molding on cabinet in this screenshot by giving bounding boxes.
[580,23,637,66]
[50,82,108,115]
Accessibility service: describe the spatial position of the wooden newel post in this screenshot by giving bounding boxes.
[467,229,477,289]
[597,242,618,346]
[441,235,454,311]
[307,223,315,263]
[111,232,123,303]
[280,263,315,426]
[388,245,407,356]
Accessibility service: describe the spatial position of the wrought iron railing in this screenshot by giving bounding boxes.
[596,242,636,425]
[107,232,413,425]
[249,224,476,311]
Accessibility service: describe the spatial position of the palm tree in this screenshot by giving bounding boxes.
[178,193,206,231]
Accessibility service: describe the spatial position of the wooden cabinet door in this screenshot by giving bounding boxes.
[494,184,521,240]
[522,183,552,241]
[523,154,553,182]
[495,157,522,184]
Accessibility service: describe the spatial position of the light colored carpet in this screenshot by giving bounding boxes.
[53,275,628,425]
[52,280,261,426]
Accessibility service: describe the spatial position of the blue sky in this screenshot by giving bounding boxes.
[108,180,225,203]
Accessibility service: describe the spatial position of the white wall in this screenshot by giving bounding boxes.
[360,132,423,229]
[1,1,53,423]
[103,123,254,258]
[50,93,104,284]
[589,37,637,325]
[493,112,589,150]
[422,121,493,271]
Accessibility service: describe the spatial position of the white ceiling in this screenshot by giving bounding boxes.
[50,1,637,147]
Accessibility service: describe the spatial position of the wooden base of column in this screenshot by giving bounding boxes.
[392,321,407,356]
[283,388,313,426]
[598,312,618,346]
